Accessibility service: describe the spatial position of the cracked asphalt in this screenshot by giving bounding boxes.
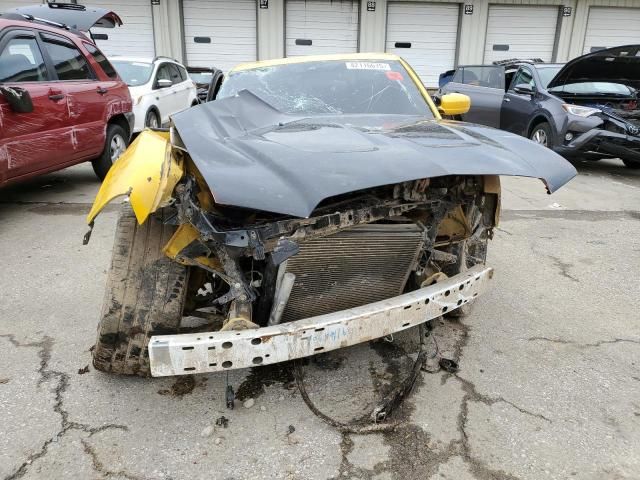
[1,158,639,480]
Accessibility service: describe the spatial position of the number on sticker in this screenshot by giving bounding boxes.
[345,62,391,71]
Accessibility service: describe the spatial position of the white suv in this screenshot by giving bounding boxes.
[110,56,198,132]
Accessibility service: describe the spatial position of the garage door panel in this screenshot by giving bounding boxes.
[183,0,256,72]
[286,0,359,57]
[484,6,559,63]
[583,8,640,53]
[386,2,459,88]
[88,0,155,58]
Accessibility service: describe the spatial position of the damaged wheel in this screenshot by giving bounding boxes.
[92,204,190,376]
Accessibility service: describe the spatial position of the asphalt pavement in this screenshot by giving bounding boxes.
[1,158,639,480]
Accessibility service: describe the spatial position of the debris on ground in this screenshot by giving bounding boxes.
[215,416,229,428]
[77,365,90,375]
[286,425,300,445]
[214,437,222,445]
[243,398,255,409]
[158,376,196,397]
[200,425,214,438]
[438,358,459,373]
[421,356,441,373]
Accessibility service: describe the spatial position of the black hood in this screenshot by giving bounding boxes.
[11,3,122,30]
[171,91,576,218]
[547,44,640,90]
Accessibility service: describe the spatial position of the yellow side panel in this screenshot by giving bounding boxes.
[86,130,183,225]
[163,223,223,271]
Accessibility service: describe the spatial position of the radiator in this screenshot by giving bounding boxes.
[281,223,424,323]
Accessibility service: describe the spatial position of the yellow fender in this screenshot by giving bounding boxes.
[86,129,183,226]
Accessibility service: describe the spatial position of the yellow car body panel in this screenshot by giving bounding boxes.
[163,223,223,270]
[86,130,183,225]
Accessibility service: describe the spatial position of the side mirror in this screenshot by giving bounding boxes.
[0,86,34,113]
[156,79,172,89]
[438,93,470,116]
[513,83,535,95]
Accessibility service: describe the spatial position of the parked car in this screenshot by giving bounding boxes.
[439,46,640,168]
[85,53,576,378]
[187,66,223,103]
[0,4,133,185]
[110,56,198,132]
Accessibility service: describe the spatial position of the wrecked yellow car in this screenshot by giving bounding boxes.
[87,54,576,377]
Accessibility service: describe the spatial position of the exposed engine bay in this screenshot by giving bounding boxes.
[168,172,497,334]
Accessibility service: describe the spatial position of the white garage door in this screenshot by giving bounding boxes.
[286,0,359,56]
[385,2,459,87]
[183,0,256,73]
[583,7,640,54]
[87,0,155,58]
[0,1,43,14]
[484,5,559,63]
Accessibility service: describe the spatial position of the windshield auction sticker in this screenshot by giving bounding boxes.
[345,62,391,70]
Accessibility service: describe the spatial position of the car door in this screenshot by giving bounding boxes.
[40,32,107,161]
[0,29,72,183]
[153,63,178,123]
[441,66,505,128]
[170,64,192,113]
[500,66,538,135]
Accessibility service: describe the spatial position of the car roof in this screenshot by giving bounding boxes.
[0,14,86,39]
[231,52,402,73]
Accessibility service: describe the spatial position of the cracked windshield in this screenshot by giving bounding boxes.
[218,60,433,117]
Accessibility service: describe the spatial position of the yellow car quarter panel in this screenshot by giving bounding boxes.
[86,130,183,225]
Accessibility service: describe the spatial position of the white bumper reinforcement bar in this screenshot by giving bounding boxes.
[149,265,494,377]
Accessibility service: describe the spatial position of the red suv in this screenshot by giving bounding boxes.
[0,4,133,187]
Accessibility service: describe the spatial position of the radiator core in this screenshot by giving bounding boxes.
[280,223,424,323]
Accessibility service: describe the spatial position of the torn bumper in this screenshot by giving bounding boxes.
[554,128,640,162]
[149,264,494,377]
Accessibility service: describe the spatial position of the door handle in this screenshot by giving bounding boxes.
[48,94,65,101]
[503,98,510,102]
[96,87,108,95]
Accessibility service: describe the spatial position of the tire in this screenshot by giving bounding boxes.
[92,123,128,180]
[92,204,190,376]
[622,158,640,169]
[145,109,160,129]
[529,122,553,149]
